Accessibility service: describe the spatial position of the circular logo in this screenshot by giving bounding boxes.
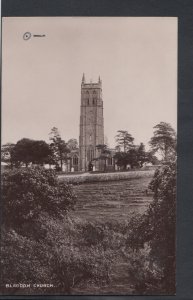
[23,32,31,40]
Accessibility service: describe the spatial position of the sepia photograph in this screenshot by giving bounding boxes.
[1,17,177,295]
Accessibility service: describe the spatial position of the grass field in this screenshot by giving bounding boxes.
[58,169,154,184]
[68,170,154,222]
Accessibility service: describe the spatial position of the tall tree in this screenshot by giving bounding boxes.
[115,130,134,152]
[49,127,70,170]
[149,122,176,161]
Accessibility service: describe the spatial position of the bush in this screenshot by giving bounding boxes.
[1,227,51,294]
[128,162,176,294]
[124,246,163,294]
[1,217,114,295]
[1,167,76,230]
[1,167,116,294]
[121,162,176,294]
[147,161,176,293]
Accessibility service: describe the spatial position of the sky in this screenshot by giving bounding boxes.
[2,17,177,149]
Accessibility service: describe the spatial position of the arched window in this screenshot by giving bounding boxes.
[87,147,94,162]
[107,157,113,165]
[73,155,78,165]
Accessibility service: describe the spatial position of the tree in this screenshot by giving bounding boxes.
[31,140,52,165]
[12,138,34,167]
[136,143,147,168]
[2,167,76,230]
[49,127,70,171]
[1,143,16,168]
[11,138,52,167]
[149,122,176,161]
[96,144,111,172]
[114,151,130,170]
[146,151,160,165]
[67,138,78,151]
[115,130,134,152]
[114,145,144,170]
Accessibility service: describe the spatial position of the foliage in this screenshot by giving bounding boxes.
[114,151,131,169]
[136,143,148,168]
[2,167,76,230]
[129,161,176,294]
[147,161,176,293]
[125,247,163,294]
[1,166,114,294]
[96,144,111,171]
[1,217,114,295]
[49,127,70,170]
[149,122,176,161]
[114,143,150,170]
[11,138,33,167]
[1,228,51,294]
[67,138,78,151]
[1,143,16,168]
[115,130,134,152]
[146,151,160,165]
[10,138,52,167]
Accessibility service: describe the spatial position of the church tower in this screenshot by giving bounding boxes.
[79,74,104,171]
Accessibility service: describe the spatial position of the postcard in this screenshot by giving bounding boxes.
[1,16,177,295]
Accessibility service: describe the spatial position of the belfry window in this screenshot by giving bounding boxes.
[93,97,97,105]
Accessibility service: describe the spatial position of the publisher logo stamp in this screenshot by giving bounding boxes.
[23,32,31,40]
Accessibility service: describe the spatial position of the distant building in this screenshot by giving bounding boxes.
[79,74,105,171]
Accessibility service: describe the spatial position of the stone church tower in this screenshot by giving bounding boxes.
[79,74,104,171]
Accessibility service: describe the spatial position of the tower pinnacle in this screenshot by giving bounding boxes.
[82,73,85,84]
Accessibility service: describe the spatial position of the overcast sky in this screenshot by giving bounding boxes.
[2,17,177,149]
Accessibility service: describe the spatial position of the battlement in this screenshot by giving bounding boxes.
[81,83,101,89]
[81,73,102,88]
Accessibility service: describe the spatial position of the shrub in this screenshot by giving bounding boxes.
[1,217,114,295]
[124,247,163,294]
[127,162,176,294]
[147,161,176,293]
[1,167,76,230]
